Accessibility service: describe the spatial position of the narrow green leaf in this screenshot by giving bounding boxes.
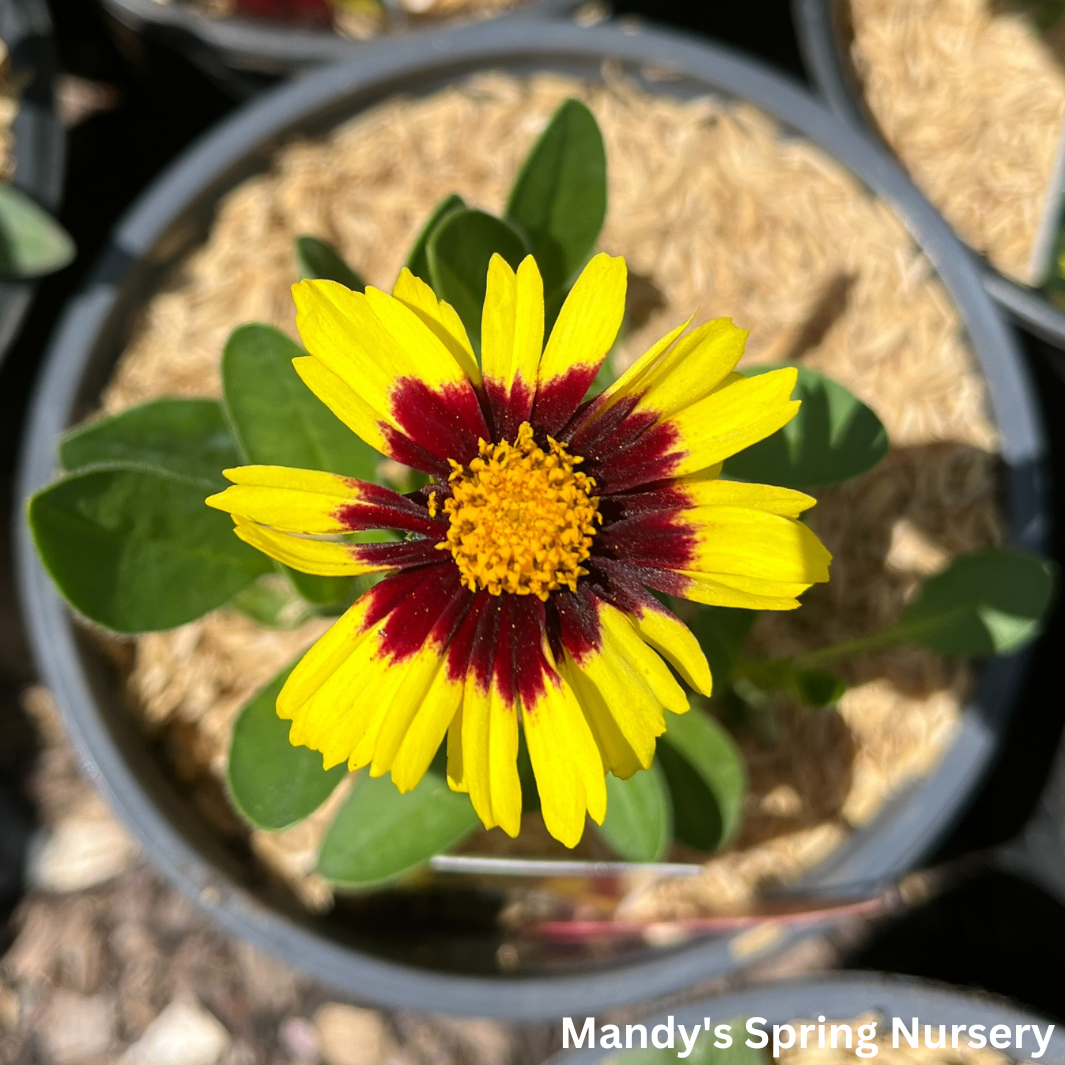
[59,399,239,491]
[658,708,746,853]
[426,208,529,351]
[893,547,1056,655]
[28,467,271,633]
[505,98,607,297]
[0,184,75,279]
[597,764,672,862]
[295,235,365,291]
[733,659,844,707]
[723,365,888,488]
[317,769,480,889]
[406,193,466,285]
[227,662,346,830]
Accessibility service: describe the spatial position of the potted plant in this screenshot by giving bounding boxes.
[16,21,1055,1018]
[793,0,1065,350]
[0,0,73,364]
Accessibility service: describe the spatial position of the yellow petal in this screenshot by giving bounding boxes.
[664,368,800,475]
[537,253,626,387]
[677,571,813,611]
[392,267,479,385]
[293,356,389,455]
[292,279,472,426]
[630,605,712,696]
[389,659,465,793]
[368,645,444,778]
[522,673,607,847]
[676,476,816,518]
[207,467,362,534]
[232,518,370,576]
[599,603,689,714]
[461,680,522,837]
[559,656,643,779]
[685,506,832,585]
[481,254,544,396]
[594,315,693,414]
[446,703,468,793]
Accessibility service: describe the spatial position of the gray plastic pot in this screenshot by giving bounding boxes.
[100,0,582,80]
[792,0,1065,349]
[15,20,1049,1019]
[548,974,1065,1065]
[0,0,64,365]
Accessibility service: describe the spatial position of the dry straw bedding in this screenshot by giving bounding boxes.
[98,72,1002,916]
[0,38,19,181]
[845,0,1065,286]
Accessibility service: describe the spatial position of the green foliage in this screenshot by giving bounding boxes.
[890,547,1056,655]
[427,208,529,352]
[734,659,845,708]
[597,764,672,862]
[603,1017,767,1065]
[227,662,347,829]
[59,398,239,491]
[317,766,480,889]
[0,184,75,279]
[229,573,314,629]
[506,98,607,322]
[657,708,746,853]
[724,365,888,488]
[295,235,365,291]
[406,193,466,285]
[28,466,270,633]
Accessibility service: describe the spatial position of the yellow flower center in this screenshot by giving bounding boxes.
[439,422,600,601]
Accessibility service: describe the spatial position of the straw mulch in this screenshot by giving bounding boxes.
[0,39,19,182]
[98,71,1002,916]
[845,0,1065,286]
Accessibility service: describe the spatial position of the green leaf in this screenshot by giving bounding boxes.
[28,467,271,633]
[317,768,480,889]
[222,322,382,607]
[597,764,672,862]
[227,662,347,830]
[657,708,746,853]
[0,184,75,279]
[892,547,1056,655]
[295,235,365,291]
[505,98,607,300]
[426,208,529,352]
[406,193,466,285]
[603,1017,767,1065]
[723,365,888,488]
[59,399,239,491]
[230,573,314,629]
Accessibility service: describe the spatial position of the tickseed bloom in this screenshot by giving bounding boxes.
[207,253,831,846]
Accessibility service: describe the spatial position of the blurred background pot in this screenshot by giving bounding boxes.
[98,0,586,92]
[791,0,1065,352]
[546,974,1065,1065]
[15,20,1048,1018]
[0,0,64,365]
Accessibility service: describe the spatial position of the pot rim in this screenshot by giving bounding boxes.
[790,0,1065,350]
[14,19,1049,1019]
[99,0,583,74]
[545,973,1065,1065]
[0,0,65,365]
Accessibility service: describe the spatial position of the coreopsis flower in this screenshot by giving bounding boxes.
[207,253,830,846]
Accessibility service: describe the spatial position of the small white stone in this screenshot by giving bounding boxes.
[119,997,230,1065]
[30,803,137,893]
[38,990,114,1064]
[314,1004,392,1065]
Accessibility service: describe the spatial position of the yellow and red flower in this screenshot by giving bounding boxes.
[207,252,830,846]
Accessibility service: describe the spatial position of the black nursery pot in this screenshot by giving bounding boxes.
[15,21,1049,1019]
[99,0,582,81]
[0,0,64,365]
[791,0,1065,350]
[547,974,1065,1065]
